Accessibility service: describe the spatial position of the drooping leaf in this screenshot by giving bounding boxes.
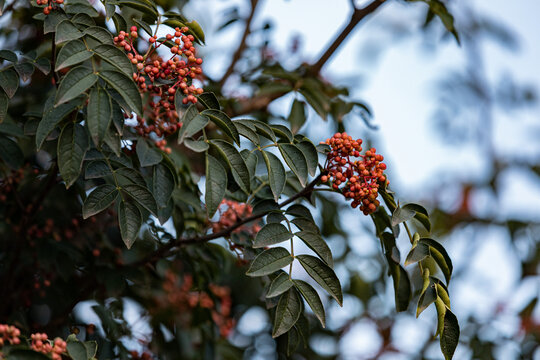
[210,139,250,193]
[115,167,146,187]
[122,184,158,216]
[273,288,302,338]
[94,44,134,77]
[197,92,219,109]
[0,90,8,123]
[0,69,19,98]
[296,140,318,177]
[82,184,118,218]
[286,204,314,222]
[85,160,111,179]
[57,123,89,188]
[184,138,209,152]
[253,223,293,248]
[295,231,333,267]
[404,242,430,266]
[267,271,293,298]
[288,99,306,134]
[177,105,208,144]
[391,205,416,227]
[55,40,93,71]
[293,279,326,327]
[440,309,460,360]
[296,254,342,306]
[99,70,143,116]
[205,154,227,218]
[417,282,437,317]
[36,95,83,149]
[55,66,97,105]
[262,150,286,201]
[0,50,17,62]
[84,26,114,44]
[278,143,308,186]
[43,10,68,34]
[136,140,162,167]
[246,247,293,277]
[420,238,453,284]
[202,109,240,145]
[234,120,260,146]
[153,163,175,209]
[0,136,23,169]
[87,86,112,147]
[118,199,142,248]
[271,124,293,142]
[55,20,84,44]
[14,63,34,82]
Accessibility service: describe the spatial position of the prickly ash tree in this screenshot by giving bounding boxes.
[0,0,461,359]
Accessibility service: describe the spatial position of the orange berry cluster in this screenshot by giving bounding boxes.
[0,324,21,346]
[159,272,234,337]
[30,333,67,360]
[321,132,387,215]
[36,0,64,15]
[212,200,261,235]
[114,26,204,153]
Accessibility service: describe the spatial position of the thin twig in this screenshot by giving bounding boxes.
[310,0,387,74]
[130,173,323,266]
[218,0,260,87]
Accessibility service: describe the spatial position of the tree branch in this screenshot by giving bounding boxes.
[130,173,323,266]
[310,0,387,74]
[218,0,260,87]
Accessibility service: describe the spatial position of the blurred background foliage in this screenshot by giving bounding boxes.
[1,0,539,359]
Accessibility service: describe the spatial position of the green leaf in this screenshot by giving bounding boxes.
[112,13,127,33]
[278,143,308,187]
[417,283,437,317]
[391,205,416,227]
[440,309,460,360]
[197,92,220,109]
[132,18,153,36]
[186,20,205,44]
[108,0,158,18]
[298,86,329,121]
[296,254,342,306]
[14,62,34,82]
[184,138,209,152]
[262,150,286,201]
[94,44,134,77]
[292,217,320,234]
[122,184,158,216]
[66,340,87,360]
[266,271,293,298]
[58,123,89,188]
[270,124,293,142]
[0,68,19,98]
[420,238,453,284]
[0,90,7,123]
[273,288,302,338]
[87,87,112,147]
[288,99,306,134]
[55,20,84,44]
[205,154,227,218]
[246,247,293,277]
[118,199,142,249]
[286,204,314,222]
[237,119,276,142]
[115,167,146,187]
[234,120,260,146]
[85,160,111,179]
[85,341,98,358]
[72,13,96,26]
[55,40,93,71]
[404,242,430,266]
[296,140,318,177]
[253,223,293,248]
[286,327,300,356]
[153,163,175,209]
[293,279,325,327]
[83,184,118,218]
[136,140,162,167]
[0,122,23,136]
[295,231,333,267]
[177,105,208,144]
[202,109,240,145]
[392,264,412,312]
[210,139,250,193]
[99,70,142,116]
[44,10,68,34]
[37,95,83,149]
[0,136,23,169]
[0,50,17,62]
[56,66,97,105]
[84,26,114,44]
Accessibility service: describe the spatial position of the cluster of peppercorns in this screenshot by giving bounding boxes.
[114,26,204,153]
[30,333,67,360]
[212,200,261,235]
[158,272,234,337]
[36,0,63,14]
[321,132,387,215]
[0,324,21,347]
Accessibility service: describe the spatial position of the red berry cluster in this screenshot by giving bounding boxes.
[30,333,67,360]
[212,200,261,235]
[0,324,21,347]
[321,132,387,215]
[114,26,204,153]
[130,350,153,360]
[36,0,64,15]
[158,272,234,337]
